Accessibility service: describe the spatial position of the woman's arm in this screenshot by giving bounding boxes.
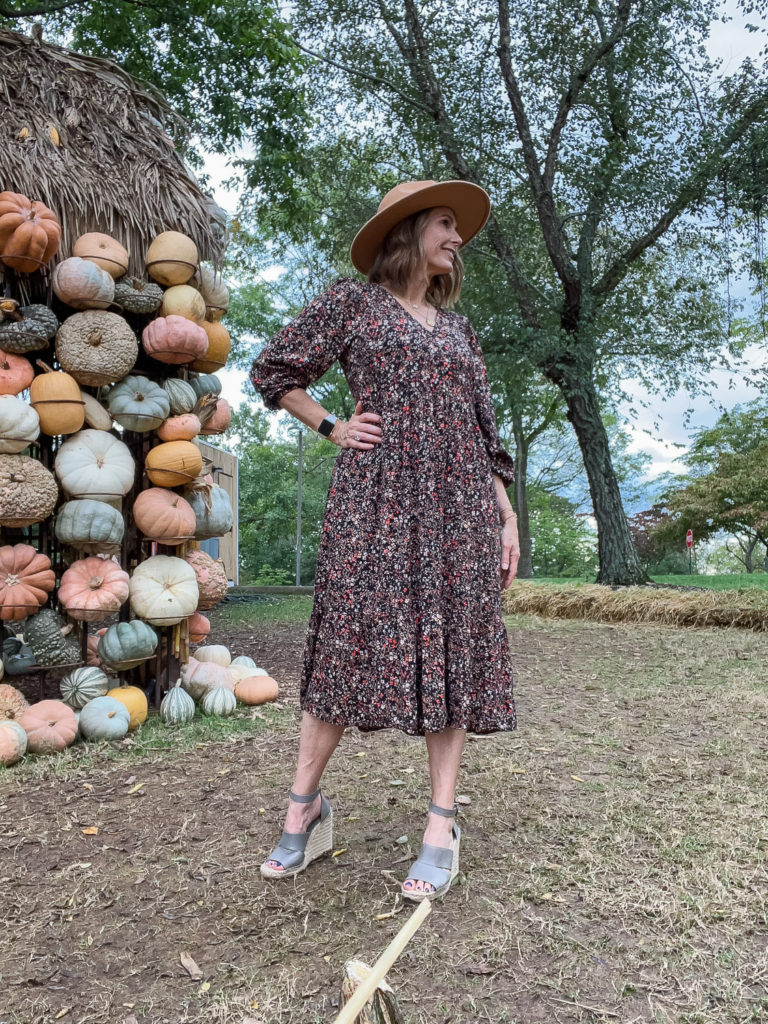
[279,389,382,450]
[494,473,519,589]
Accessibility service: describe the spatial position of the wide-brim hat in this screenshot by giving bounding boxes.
[350,179,491,275]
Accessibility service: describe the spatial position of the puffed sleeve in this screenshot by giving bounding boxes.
[250,277,366,410]
[466,324,515,488]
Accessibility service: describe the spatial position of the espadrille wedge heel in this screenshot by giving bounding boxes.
[401,801,460,903]
[260,789,333,880]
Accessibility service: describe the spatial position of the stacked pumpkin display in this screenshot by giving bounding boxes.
[161,644,279,725]
[1,191,240,764]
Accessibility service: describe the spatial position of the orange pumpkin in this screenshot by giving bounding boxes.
[0,349,34,396]
[105,685,148,731]
[199,398,231,435]
[133,487,196,544]
[142,315,208,365]
[0,683,29,720]
[17,699,77,753]
[190,321,230,373]
[235,675,279,705]
[145,440,203,487]
[0,719,27,766]
[73,232,129,278]
[29,361,85,435]
[57,556,130,622]
[0,191,61,273]
[187,611,210,644]
[156,413,202,442]
[0,544,55,621]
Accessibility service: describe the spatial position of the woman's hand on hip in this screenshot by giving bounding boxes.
[500,517,520,589]
[331,400,383,450]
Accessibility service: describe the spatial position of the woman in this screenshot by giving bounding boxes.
[250,179,520,901]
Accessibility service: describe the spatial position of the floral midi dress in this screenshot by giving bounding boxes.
[250,278,516,736]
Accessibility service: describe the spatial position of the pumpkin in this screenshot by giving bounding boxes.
[199,398,231,436]
[160,681,195,725]
[0,350,34,396]
[194,644,231,667]
[113,276,163,314]
[81,391,112,430]
[133,488,196,544]
[78,695,130,740]
[0,301,58,354]
[86,626,108,667]
[146,231,198,286]
[0,191,60,272]
[56,498,124,554]
[202,685,237,717]
[106,685,148,731]
[53,257,115,310]
[230,655,263,672]
[55,311,138,386]
[145,440,203,487]
[0,544,55,621]
[187,611,210,644]
[98,620,158,670]
[187,485,233,540]
[0,454,58,526]
[181,658,233,701]
[0,657,4,681]
[129,555,199,625]
[107,376,170,431]
[73,232,129,278]
[185,549,228,609]
[58,556,130,622]
[227,664,252,684]
[156,413,201,442]
[160,284,206,322]
[29,361,85,435]
[195,263,229,321]
[55,429,135,501]
[235,675,279,705]
[17,699,77,752]
[190,321,230,373]
[0,719,27,765]
[59,666,110,709]
[189,373,222,399]
[0,683,29,720]
[24,609,80,667]
[0,395,40,453]
[2,641,35,676]
[162,377,197,415]
[142,316,207,365]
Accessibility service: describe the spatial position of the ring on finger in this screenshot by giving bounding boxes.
[355,432,360,441]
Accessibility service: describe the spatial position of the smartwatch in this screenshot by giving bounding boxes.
[317,414,338,438]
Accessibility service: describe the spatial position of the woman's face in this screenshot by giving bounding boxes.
[421,206,462,277]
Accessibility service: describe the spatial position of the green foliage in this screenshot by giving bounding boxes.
[529,487,598,578]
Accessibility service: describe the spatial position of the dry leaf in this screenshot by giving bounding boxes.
[198,981,210,994]
[570,775,585,783]
[81,826,99,836]
[510,767,526,774]
[55,1011,70,1020]
[48,125,61,146]
[331,848,347,857]
[83,783,93,791]
[127,783,144,794]
[180,952,203,980]
[17,126,30,140]
[456,794,472,805]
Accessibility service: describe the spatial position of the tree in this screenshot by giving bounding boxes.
[240,0,768,584]
[527,487,598,578]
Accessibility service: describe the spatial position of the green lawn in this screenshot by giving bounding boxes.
[530,573,768,590]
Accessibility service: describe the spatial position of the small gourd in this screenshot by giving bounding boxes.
[187,484,233,539]
[189,373,222,399]
[199,398,232,436]
[81,392,112,431]
[113,276,163,314]
[107,375,170,432]
[195,263,229,321]
[0,349,35,396]
[160,682,195,725]
[159,284,205,322]
[78,695,130,740]
[2,641,36,676]
[187,611,210,644]
[201,685,237,717]
[162,377,197,415]
[234,675,279,706]
[0,396,40,454]
[59,666,110,709]
[230,656,263,672]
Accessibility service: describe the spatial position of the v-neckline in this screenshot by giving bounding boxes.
[371,282,440,334]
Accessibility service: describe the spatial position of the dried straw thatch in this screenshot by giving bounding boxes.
[502,581,768,631]
[0,27,226,283]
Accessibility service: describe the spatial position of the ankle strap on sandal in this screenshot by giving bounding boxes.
[429,800,458,818]
[290,789,320,803]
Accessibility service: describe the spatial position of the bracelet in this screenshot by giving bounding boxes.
[500,508,517,524]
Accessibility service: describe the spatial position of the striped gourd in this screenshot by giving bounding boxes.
[60,666,110,709]
[230,655,265,673]
[201,685,236,717]
[160,683,195,725]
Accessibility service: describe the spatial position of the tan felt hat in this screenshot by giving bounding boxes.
[350,179,491,275]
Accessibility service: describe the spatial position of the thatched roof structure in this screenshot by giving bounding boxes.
[0,27,227,280]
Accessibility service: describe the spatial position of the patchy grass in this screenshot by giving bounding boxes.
[532,573,768,591]
[218,595,315,623]
[2,617,767,1024]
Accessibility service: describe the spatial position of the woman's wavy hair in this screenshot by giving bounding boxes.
[367,209,464,307]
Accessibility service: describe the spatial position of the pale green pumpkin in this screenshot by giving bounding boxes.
[161,378,197,415]
[187,485,233,540]
[201,685,236,717]
[160,683,196,725]
[59,666,110,709]
[55,499,125,554]
[79,695,130,740]
[107,376,170,432]
[97,620,158,670]
[189,373,222,399]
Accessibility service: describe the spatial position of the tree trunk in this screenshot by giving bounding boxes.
[512,411,533,578]
[546,365,648,585]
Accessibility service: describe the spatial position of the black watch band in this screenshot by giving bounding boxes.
[317,414,338,438]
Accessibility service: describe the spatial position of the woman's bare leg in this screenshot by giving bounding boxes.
[264,712,345,871]
[402,727,466,894]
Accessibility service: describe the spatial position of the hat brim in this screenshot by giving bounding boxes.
[350,181,490,275]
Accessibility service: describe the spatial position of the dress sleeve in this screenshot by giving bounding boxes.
[466,324,515,488]
[250,277,365,411]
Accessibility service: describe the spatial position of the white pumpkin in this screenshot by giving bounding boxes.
[201,685,237,717]
[53,257,115,310]
[230,655,263,672]
[54,429,135,500]
[129,555,199,625]
[81,391,112,431]
[180,658,233,701]
[193,644,231,667]
[0,395,40,454]
[227,664,252,683]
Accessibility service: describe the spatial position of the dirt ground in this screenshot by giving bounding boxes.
[1,613,767,1024]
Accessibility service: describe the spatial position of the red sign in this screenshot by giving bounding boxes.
[686,529,693,548]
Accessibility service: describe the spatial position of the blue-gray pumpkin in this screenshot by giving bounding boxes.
[107,376,170,432]
[187,485,233,539]
[79,696,130,740]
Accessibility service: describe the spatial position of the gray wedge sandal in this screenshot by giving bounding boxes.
[260,789,333,880]
[401,801,461,903]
